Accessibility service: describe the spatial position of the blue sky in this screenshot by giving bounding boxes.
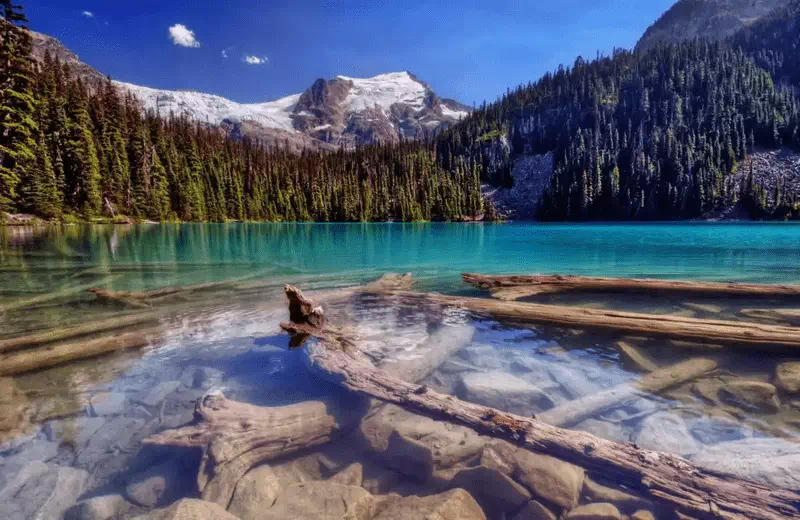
[26,0,676,105]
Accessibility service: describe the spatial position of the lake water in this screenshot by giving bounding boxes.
[1,222,800,519]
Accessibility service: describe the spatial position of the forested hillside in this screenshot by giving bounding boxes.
[0,1,485,223]
[437,40,800,220]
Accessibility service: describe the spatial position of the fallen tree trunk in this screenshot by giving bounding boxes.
[144,393,361,508]
[0,311,162,353]
[537,357,718,428]
[740,308,800,325]
[360,289,800,349]
[463,273,800,299]
[0,326,166,377]
[282,285,800,520]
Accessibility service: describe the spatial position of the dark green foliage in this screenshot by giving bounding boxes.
[0,0,37,211]
[437,40,800,220]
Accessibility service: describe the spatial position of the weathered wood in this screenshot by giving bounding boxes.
[0,278,118,314]
[0,326,166,376]
[741,308,800,325]
[0,311,162,353]
[283,286,800,520]
[463,273,800,299]
[616,341,659,372]
[361,289,800,348]
[144,392,361,508]
[537,358,718,428]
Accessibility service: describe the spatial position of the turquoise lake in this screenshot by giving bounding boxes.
[1,222,800,519]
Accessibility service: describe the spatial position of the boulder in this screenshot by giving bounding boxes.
[636,412,698,457]
[76,416,147,472]
[89,392,127,416]
[775,362,800,394]
[131,499,238,520]
[259,481,376,520]
[133,381,182,408]
[565,502,623,520]
[125,458,191,508]
[631,511,656,520]
[457,371,555,415]
[459,345,504,369]
[511,500,558,520]
[329,462,364,486]
[573,419,629,444]
[359,404,485,479]
[582,479,652,514]
[0,461,89,520]
[482,440,585,510]
[227,465,281,520]
[45,416,106,448]
[65,494,126,520]
[451,465,532,513]
[690,437,800,489]
[720,380,780,412]
[373,488,486,520]
[270,452,330,484]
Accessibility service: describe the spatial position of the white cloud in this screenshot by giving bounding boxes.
[82,11,94,18]
[169,24,200,48]
[222,49,229,59]
[243,55,268,65]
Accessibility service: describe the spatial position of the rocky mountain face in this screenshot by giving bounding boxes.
[29,31,469,151]
[636,0,789,53]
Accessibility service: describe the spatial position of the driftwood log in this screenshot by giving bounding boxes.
[282,285,800,520]
[537,357,718,428]
[463,273,800,299]
[359,288,800,349]
[145,393,362,508]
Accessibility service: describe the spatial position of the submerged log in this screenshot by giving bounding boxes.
[144,392,363,508]
[537,357,718,428]
[0,326,166,377]
[360,289,800,349]
[463,273,800,299]
[0,311,162,353]
[283,285,800,520]
[740,308,800,325]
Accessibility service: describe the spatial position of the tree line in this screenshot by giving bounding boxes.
[0,0,486,223]
[436,28,800,220]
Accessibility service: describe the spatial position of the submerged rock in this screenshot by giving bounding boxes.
[457,371,555,415]
[719,380,780,412]
[630,511,657,520]
[581,478,652,514]
[259,481,377,520]
[688,415,749,445]
[565,502,623,520]
[511,499,558,520]
[65,494,126,520]
[227,465,281,520]
[180,366,224,390]
[329,462,364,486]
[125,457,192,508]
[0,461,89,520]
[451,465,532,513]
[133,381,182,408]
[45,416,106,447]
[775,362,800,394]
[131,499,238,520]
[89,392,127,417]
[690,437,800,489]
[636,412,698,457]
[481,439,585,510]
[373,488,486,520]
[573,419,629,444]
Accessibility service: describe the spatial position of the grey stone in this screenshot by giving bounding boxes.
[0,462,89,520]
[636,412,699,457]
[459,345,504,369]
[133,381,182,408]
[328,462,363,486]
[689,415,749,445]
[776,362,800,394]
[384,430,434,479]
[574,418,629,444]
[45,416,106,448]
[180,366,224,390]
[690,437,800,489]
[512,500,558,520]
[259,481,377,520]
[65,494,126,520]
[458,371,555,415]
[76,416,147,470]
[89,392,127,417]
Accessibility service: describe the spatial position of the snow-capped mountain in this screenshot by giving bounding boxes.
[116,71,470,149]
[30,30,470,150]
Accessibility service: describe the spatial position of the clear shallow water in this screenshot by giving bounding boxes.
[1,222,800,519]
